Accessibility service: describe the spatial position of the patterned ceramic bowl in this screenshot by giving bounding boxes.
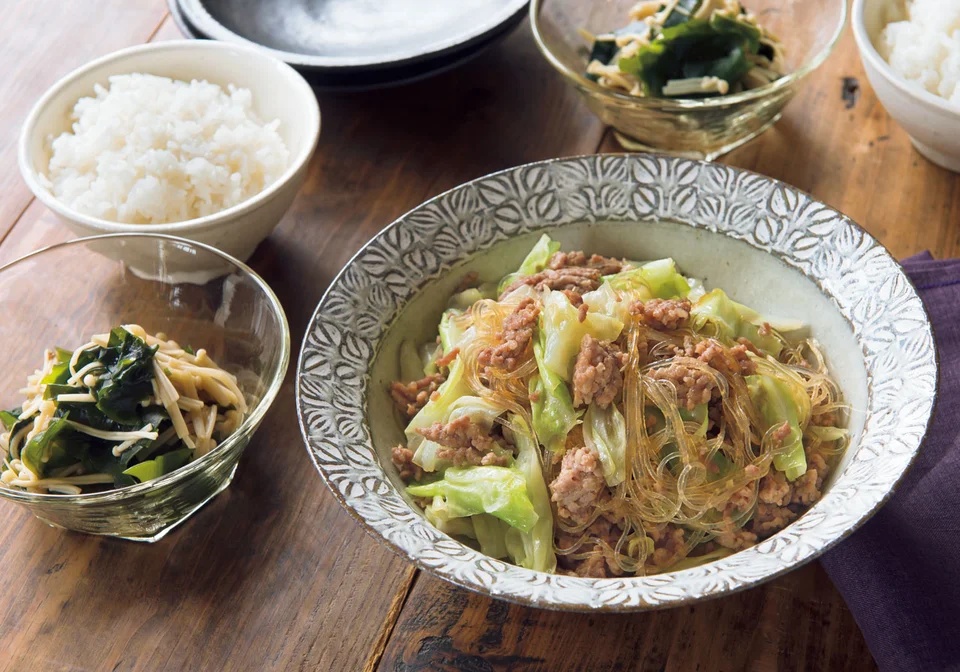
[297,155,936,611]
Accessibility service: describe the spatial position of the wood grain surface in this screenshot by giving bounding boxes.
[1,2,956,671]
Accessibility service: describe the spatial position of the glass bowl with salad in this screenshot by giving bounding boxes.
[531,0,846,159]
[0,234,289,541]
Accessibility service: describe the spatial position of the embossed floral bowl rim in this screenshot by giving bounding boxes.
[296,154,937,611]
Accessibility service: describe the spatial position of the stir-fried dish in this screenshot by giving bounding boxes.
[0,325,246,495]
[584,0,786,98]
[389,236,847,577]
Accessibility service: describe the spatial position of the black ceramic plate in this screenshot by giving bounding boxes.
[178,0,529,71]
[169,0,524,90]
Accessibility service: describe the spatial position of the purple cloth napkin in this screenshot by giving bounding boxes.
[822,252,960,672]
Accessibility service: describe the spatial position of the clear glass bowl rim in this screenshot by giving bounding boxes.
[0,232,291,504]
[529,0,848,110]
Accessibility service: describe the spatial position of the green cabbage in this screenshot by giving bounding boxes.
[583,402,627,486]
[404,359,471,447]
[472,514,510,559]
[502,415,557,573]
[582,282,632,323]
[438,310,474,354]
[424,496,478,539]
[407,466,539,533]
[498,234,561,295]
[541,290,623,381]
[690,289,785,356]
[531,328,581,453]
[746,374,809,481]
[447,283,499,312]
[605,258,690,299]
[419,341,442,376]
[678,403,709,438]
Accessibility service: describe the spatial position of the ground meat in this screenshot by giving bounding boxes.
[645,524,687,569]
[499,267,602,299]
[727,483,756,513]
[572,335,626,408]
[812,410,838,427]
[771,421,792,444]
[561,289,584,307]
[751,503,798,536]
[477,298,540,372]
[389,373,446,418]
[548,250,624,276]
[714,524,758,551]
[434,347,460,369]
[791,467,823,505]
[647,357,717,410]
[758,470,793,506]
[712,483,758,550]
[577,302,589,323]
[391,444,423,482]
[630,298,692,331]
[416,416,509,467]
[556,517,624,578]
[684,338,758,376]
[736,337,761,356]
[549,446,608,526]
[807,450,828,474]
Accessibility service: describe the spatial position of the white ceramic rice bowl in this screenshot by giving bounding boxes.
[18,40,320,275]
[853,0,960,172]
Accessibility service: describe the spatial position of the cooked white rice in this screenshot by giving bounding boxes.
[878,0,960,106]
[43,73,290,224]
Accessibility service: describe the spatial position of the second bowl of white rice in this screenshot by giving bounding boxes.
[853,0,960,172]
[19,40,320,267]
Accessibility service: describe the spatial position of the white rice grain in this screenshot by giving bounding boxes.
[44,73,290,224]
[878,0,960,106]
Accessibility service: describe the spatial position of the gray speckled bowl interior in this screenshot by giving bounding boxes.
[297,154,936,611]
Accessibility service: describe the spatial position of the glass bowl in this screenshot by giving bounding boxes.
[0,234,289,542]
[531,0,847,159]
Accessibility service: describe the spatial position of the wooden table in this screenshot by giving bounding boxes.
[1,2,956,670]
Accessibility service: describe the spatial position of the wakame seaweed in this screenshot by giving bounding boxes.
[2,326,246,494]
[587,1,783,98]
[619,19,760,96]
[93,328,159,425]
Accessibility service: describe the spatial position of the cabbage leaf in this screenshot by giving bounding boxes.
[690,289,785,356]
[605,258,690,299]
[498,234,561,295]
[447,283,498,311]
[472,514,510,559]
[746,374,809,481]
[582,282,632,323]
[438,310,474,355]
[424,496,478,539]
[583,402,627,486]
[407,466,539,532]
[541,290,623,381]
[404,359,471,448]
[531,327,580,453]
[502,415,557,572]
